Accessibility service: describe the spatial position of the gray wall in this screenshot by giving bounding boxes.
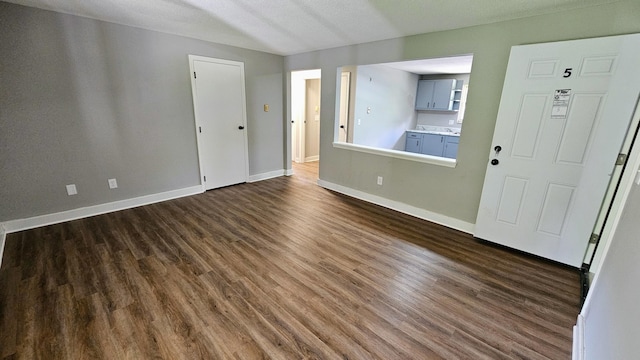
[351,64,418,150]
[285,0,640,224]
[0,2,285,222]
[583,182,640,359]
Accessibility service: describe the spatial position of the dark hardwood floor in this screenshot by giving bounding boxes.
[0,161,580,359]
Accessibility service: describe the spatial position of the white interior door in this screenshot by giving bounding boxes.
[338,72,351,143]
[304,79,321,162]
[474,34,640,267]
[189,56,249,190]
[291,69,321,164]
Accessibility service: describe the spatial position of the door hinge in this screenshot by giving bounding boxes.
[616,153,627,166]
[589,233,600,244]
[194,71,196,79]
[203,175,206,182]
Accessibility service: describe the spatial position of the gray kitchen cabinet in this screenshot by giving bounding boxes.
[421,133,445,156]
[443,136,459,159]
[405,132,423,153]
[405,131,459,158]
[415,79,462,111]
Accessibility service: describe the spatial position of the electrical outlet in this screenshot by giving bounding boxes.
[377,176,383,186]
[108,178,118,189]
[66,184,77,196]
[448,119,455,125]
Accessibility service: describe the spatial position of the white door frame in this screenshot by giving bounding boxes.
[586,96,640,276]
[188,55,250,192]
[291,69,321,163]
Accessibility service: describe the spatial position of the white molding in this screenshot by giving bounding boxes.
[304,156,319,162]
[317,179,475,234]
[2,186,202,234]
[0,224,6,269]
[248,169,285,182]
[572,314,585,360]
[285,169,294,176]
[333,142,457,168]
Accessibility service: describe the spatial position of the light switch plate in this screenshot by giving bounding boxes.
[66,184,77,196]
[108,178,118,189]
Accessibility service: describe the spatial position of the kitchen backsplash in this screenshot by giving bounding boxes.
[416,112,462,129]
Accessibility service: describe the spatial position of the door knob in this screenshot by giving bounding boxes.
[340,125,345,129]
[491,159,499,165]
[494,145,502,154]
[238,125,244,130]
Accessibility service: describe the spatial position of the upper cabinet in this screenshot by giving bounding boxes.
[415,79,463,111]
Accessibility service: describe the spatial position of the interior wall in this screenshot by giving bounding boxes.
[581,178,640,359]
[351,64,418,150]
[0,2,284,222]
[284,0,640,224]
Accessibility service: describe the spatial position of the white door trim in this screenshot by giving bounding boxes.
[587,96,640,276]
[291,69,321,163]
[188,55,250,192]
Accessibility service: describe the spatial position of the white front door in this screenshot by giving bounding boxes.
[189,56,249,191]
[474,34,640,267]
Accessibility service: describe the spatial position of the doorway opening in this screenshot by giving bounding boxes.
[291,69,321,180]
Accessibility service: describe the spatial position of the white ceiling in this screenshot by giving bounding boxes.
[382,55,474,75]
[5,0,619,56]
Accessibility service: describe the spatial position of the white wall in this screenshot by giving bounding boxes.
[351,64,418,150]
[580,177,640,359]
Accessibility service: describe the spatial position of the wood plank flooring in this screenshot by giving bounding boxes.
[0,161,581,359]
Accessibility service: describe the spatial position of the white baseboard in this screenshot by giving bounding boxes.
[304,156,319,162]
[285,168,294,176]
[248,169,285,182]
[572,314,585,360]
[0,224,6,269]
[317,180,475,234]
[1,185,203,234]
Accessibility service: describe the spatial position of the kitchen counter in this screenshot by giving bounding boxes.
[407,129,460,136]
[409,125,461,136]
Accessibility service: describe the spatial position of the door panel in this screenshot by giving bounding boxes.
[191,57,248,190]
[555,94,604,165]
[511,94,548,159]
[537,183,575,236]
[474,34,640,267]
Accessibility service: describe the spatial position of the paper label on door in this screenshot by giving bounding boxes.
[552,89,571,119]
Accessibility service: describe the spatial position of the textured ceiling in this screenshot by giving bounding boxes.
[4,0,619,55]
